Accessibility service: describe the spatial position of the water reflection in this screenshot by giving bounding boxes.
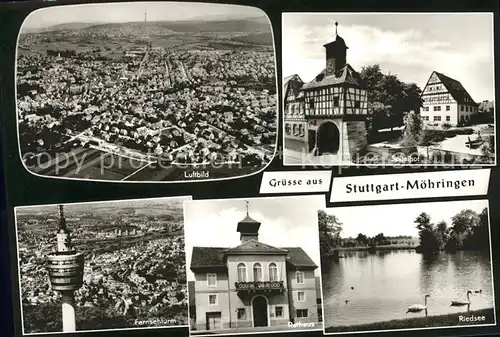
[323,250,494,327]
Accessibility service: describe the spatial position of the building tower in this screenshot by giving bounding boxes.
[46,205,84,332]
[290,21,369,163]
[324,22,347,77]
[236,201,261,243]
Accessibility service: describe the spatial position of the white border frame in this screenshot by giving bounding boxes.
[281,12,496,168]
[14,195,192,335]
[319,199,497,335]
[14,1,279,183]
[183,194,326,336]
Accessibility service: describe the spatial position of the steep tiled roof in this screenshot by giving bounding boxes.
[283,247,318,269]
[301,64,364,90]
[433,71,477,105]
[190,245,317,271]
[284,74,304,100]
[190,247,227,269]
[224,239,288,255]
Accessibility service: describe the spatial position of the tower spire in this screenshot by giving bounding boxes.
[245,200,249,215]
[335,21,338,35]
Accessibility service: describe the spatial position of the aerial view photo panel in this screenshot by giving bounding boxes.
[17,2,277,182]
[282,13,495,166]
[15,196,191,334]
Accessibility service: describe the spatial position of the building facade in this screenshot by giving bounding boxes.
[189,212,320,332]
[420,71,479,126]
[284,22,369,162]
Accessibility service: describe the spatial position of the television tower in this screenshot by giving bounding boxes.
[46,205,84,332]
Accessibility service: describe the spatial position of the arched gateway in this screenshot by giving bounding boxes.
[317,121,340,155]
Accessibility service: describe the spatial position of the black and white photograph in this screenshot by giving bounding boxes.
[282,13,495,166]
[17,2,277,182]
[318,199,496,334]
[15,196,190,334]
[183,195,324,336]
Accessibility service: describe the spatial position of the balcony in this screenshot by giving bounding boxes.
[234,281,285,294]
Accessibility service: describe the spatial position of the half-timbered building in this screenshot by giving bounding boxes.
[420,71,479,126]
[284,22,369,162]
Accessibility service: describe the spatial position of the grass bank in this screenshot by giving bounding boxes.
[325,308,494,333]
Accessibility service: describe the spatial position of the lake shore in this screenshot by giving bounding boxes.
[334,245,417,252]
[325,308,495,333]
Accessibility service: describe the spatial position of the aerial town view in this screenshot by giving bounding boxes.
[16,196,190,333]
[17,2,277,181]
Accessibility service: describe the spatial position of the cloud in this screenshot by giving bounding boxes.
[282,22,494,100]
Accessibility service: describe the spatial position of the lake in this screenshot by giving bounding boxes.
[322,249,495,328]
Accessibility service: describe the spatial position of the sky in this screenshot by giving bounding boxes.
[184,195,325,281]
[324,199,489,239]
[22,2,265,29]
[282,13,495,101]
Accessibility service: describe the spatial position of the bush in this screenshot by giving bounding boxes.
[441,122,452,130]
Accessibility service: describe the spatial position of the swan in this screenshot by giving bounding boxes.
[406,294,430,313]
[451,290,472,306]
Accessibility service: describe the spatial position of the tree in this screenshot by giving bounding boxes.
[414,212,440,254]
[450,209,480,236]
[401,110,423,148]
[355,233,369,246]
[318,210,342,256]
[360,65,422,132]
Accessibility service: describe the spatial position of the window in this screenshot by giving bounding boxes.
[461,105,464,111]
[292,124,298,136]
[296,271,304,284]
[333,96,339,108]
[423,116,430,121]
[433,106,441,112]
[446,105,450,111]
[275,306,283,318]
[237,308,246,319]
[433,116,441,122]
[269,263,278,281]
[253,263,262,282]
[237,263,246,282]
[354,101,360,109]
[298,291,306,302]
[298,125,304,137]
[207,273,217,287]
[208,294,217,305]
[285,123,291,135]
[425,107,429,112]
[309,99,315,109]
[296,309,308,318]
[446,116,451,122]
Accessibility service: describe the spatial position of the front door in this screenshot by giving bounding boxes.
[206,312,222,330]
[252,296,268,327]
